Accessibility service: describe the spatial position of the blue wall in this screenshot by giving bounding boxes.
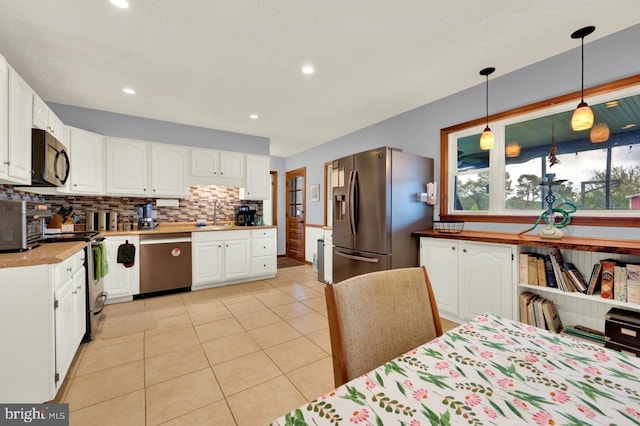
[287,24,640,240]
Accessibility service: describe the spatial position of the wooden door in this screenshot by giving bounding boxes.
[286,167,306,261]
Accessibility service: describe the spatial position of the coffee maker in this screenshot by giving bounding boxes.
[235,205,256,226]
[137,203,156,230]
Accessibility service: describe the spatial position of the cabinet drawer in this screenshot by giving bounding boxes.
[53,249,85,288]
[251,238,276,257]
[250,228,276,239]
[251,256,277,276]
[193,230,250,243]
[605,340,640,357]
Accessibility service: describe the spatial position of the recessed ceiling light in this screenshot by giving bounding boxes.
[605,100,619,108]
[249,114,259,120]
[110,0,129,8]
[122,87,135,95]
[622,123,636,130]
[301,65,315,75]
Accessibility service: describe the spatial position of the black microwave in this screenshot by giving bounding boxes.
[31,129,70,187]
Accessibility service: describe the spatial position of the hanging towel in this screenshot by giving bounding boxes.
[117,240,136,268]
[93,242,109,279]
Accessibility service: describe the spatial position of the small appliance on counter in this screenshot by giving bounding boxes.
[0,200,50,252]
[235,205,256,226]
[137,203,158,230]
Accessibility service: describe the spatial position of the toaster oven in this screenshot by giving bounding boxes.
[0,200,50,252]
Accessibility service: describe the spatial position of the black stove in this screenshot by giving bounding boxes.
[39,231,103,243]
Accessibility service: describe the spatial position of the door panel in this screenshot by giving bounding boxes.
[285,167,305,262]
[332,247,390,283]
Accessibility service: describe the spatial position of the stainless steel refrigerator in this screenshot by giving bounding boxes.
[332,146,433,283]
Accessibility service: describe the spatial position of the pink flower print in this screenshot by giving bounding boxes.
[480,351,493,359]
[321,391,336,400]
[584,366,601,375]
[403,379,414,389]
[412,388,429,401]
[576,404,596,419]
[525,355,539,363]
[532,410,555,425]
[549,390,570,404]
[617,362,633,371]
[464,393,481,406]
[435,361,449,370]
[410,420,421,426]
[483,407,498,419]
[564,358,578,366]
[513,399,529,411]
[448,369,459,378]
[626,407,640,419]
[497,378,514,389]
[439,343,448,350]
[463,323,474,330]
[593,352,610,362]
[478,316,488,322]
[549,345,563,352]
[527,326,538,332]
[364,379,376,389]
[483,369,496,378]
[492,334,505,340]
[542,363,554,371]
[471,345,480,351]
[350,408,370,424]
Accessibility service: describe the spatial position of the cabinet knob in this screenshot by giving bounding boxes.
[143,188,147,191]
[221,172,224,175]
[153,189,156,192]
[463,249,467,253]
[66,267,73,272]
[72,289,78,294]
[452,247,455,250]
[3,161,9,165]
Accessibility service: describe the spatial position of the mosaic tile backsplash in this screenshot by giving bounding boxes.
[0,184,263,225]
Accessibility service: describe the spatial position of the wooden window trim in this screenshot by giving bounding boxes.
[439,73,640,228]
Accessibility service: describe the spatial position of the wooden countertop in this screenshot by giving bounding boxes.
[413,230,640,256]
[0,241,87,269]
[102,223,277,237]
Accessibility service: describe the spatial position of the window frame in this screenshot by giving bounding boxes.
[440,73,640,228]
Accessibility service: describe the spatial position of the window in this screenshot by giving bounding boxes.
[443,74,640,227]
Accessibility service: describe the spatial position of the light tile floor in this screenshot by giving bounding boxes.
[56,265,460,426]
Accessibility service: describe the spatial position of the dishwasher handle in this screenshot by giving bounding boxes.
[140,237,192,245]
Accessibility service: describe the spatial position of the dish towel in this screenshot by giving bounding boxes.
[93,242,109,280]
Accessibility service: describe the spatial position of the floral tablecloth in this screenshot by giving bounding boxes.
[271,313,640,425]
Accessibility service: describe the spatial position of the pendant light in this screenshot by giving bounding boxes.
[479,67,496,150]
[570,26,595,131]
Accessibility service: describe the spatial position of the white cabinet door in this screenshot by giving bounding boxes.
[244,155,270,200]
[190,148,219,178]
[54,277,75,385]
[105,138,149,196]
[48,111,65,143]
[0,54,8,179]
[219,151,244,179]
[151,144,188,197]
[192,241,225,285]
[103,236,140,302]
[72,268,86,345]
[459,242,515,321]
[225,239,250,280]
[32,94,49,130]
[7,67,33,183]
[420,238,459,317]
[70,127,105,194]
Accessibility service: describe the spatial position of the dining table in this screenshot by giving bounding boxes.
[271,312,640,425]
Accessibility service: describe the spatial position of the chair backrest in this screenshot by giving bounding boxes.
[325,266,442,387]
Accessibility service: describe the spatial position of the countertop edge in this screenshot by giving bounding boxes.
[0,241,87,269]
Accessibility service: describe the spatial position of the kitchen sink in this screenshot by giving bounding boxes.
[197,225,232,230]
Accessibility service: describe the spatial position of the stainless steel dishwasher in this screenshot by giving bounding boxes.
[139,232,192,294]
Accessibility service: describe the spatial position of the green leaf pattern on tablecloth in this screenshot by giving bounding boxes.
[272,313,640,426]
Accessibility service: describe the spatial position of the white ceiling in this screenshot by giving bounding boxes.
[1,1,639,157]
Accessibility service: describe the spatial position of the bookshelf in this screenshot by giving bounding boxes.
[415,230,640,332]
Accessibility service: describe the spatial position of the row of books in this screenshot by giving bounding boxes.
[594,259,640,304]
[518,249,589,293]
[519,291,563,333]
[560,325,606,346]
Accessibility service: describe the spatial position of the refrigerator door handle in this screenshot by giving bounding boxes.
[352,170,359,234]
[348,170,356,235]
[335,250,379,263]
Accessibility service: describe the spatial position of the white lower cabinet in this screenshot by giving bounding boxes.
[420,237,516,322]
[103,236,140,303]
[0,247,85,402]
[193,229,276,290]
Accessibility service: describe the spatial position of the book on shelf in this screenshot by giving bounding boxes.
[519,291,537,324]
[627,263,640,304]
[518,291,562,332]
[586,262,603,295]
[543,255,558,289]
[614,264,627,302]
[519,253,529,284]
[549,250,568,291]
[542,300,563,333]
[561,326,606,346]
[563,262,588,293]
[528,255,539,285]
[601,260,616,299]
[536,256,547,287]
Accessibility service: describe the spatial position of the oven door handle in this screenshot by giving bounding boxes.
[91,292,108,316]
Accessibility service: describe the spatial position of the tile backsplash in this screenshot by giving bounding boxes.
[0,184,262,225]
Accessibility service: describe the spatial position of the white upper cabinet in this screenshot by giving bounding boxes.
[32,94,66,146]
[0,53,8,181]
[150,143,188,197]
[219,151,244,179]
[244,154,270,200]
[190,148,219,178]
[105,137,149,196]
[189,148,245,185]
[69,127,104,194]
[6,66,33,184]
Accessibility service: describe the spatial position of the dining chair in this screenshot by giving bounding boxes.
[325,266,443,387]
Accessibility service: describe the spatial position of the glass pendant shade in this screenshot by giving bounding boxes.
[590,122,610,143]
[571,102,594,131]
[479,126,494,150]
[505,142,521,157]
